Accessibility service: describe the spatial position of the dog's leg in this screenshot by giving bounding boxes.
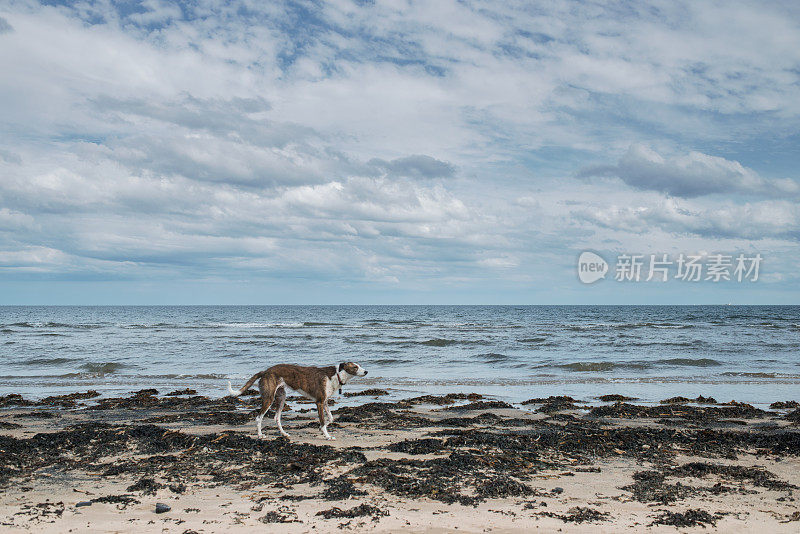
[324,402,334,424]
[256,375,278,439]
[317,400,335,440]
[273,386,289,438]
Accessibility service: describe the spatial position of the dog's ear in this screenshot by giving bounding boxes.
[338,362,344,372]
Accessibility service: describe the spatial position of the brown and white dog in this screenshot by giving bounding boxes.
[227,362,367,440]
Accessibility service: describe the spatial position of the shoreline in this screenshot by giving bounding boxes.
[1,389,798,532]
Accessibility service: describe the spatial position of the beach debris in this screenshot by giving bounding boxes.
[127,478,163,495]
[521,395,580,406]
[0,393,34,407]
[771,400,800,410]
[781,511,800,523]
[164,389,197,396]
[695,395,718,404]
[649,508,723,528]
[75,501,92,507]
[154,502,171,514]
[0,421,23,429]
[443,400,513,411]
[624,462,795,505]
[90,494,140,508]
[661,396,692,404]
[597,394,636,402]
[388,438,447,455]
[542,506,609,523]
[1,387,799,531]
[14,501,65,522]
[320,475,368,500]
[316,503,388,520]
[660,395,718,405]
[343,388,389,397]
[476,477,536,499]
[397,393,483,407]
[259,507,300,523]
[589,401,767,420]
[39,391,101,408]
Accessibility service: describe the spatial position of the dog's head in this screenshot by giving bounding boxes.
[338,361,367,377]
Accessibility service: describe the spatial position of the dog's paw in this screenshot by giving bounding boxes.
[326,435,336,441]
[280,432,291,439]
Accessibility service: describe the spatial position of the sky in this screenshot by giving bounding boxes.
[0,0,799,305]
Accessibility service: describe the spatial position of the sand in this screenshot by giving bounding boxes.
[0,389,798,532]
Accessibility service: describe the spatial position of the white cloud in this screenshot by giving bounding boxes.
[578,145,800,198]
[574,197,800,242]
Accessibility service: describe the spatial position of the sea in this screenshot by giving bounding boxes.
[1,305,798,407]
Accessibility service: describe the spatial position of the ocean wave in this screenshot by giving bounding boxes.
[518,337,548,343]
[420,338,458,347]
[721,371,777,378]
[364,357,415,365]
[555,362,650,372]
[350,337,489,347]
[550,357,723,372]
[20,357,74,366]
[215,322,305,328]
[122,322,179,329]
[474,353,510,362]
[419,338,492,347]
[655,358,722,367]
[565,322,694,331]
[360,319,430,326]
[79,362,130,374]
[5,322,105,329]
[620,341,708,348]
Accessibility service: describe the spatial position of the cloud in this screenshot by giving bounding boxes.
[0,1,799,300]
[574,197,800,242]
[368,155,456,179]
[0,17,13,34]
[578,145,800,198]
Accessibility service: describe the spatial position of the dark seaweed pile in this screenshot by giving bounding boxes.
[649,509,724,528]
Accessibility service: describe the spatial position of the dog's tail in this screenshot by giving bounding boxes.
[227,371,263,397]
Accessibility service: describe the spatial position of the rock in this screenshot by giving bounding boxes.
[552,487,564,494]
[155,503,171,514]
[76,501,92,507]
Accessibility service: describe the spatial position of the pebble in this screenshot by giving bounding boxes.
[76,501,92,507]
[155,503,171,514]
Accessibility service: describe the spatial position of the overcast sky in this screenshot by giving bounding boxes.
[1,0,799,304]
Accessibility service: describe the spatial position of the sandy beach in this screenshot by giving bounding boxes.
[1,388,798,533]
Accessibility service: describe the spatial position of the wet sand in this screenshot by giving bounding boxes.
[1,389,799,532]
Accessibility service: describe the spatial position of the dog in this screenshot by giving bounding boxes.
[227,362,367,440]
